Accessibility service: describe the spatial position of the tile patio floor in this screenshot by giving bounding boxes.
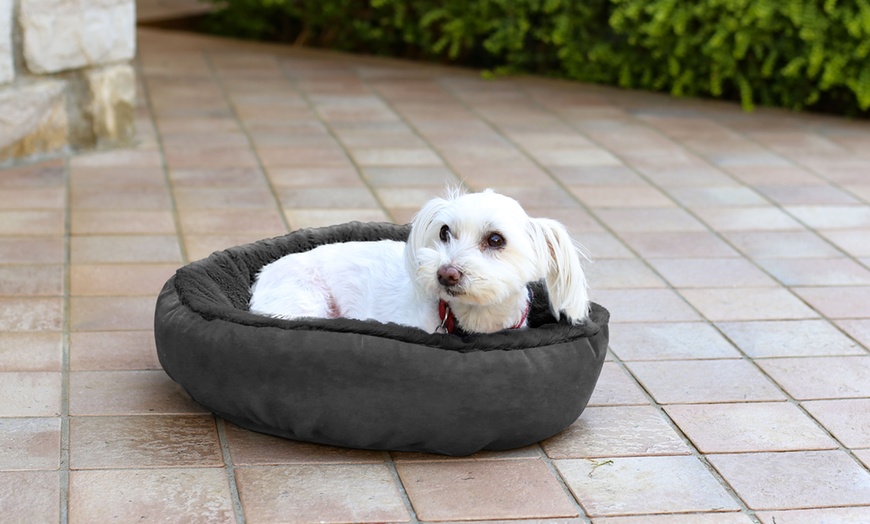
[3,19,870,524]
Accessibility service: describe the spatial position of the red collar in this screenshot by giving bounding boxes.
[437,291,532,335]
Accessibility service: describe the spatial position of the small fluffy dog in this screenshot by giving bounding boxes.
[249,189,589,334]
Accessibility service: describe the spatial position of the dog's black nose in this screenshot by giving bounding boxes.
[437,265,462,287]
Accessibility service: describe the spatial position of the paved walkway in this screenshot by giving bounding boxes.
[2,22,870,524]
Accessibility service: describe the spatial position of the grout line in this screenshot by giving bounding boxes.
[215,419,246,524]
[59,156,72,524]
[382,453,422,524]
[134,58,191,265]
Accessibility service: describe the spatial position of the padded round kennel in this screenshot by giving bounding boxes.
[153,222,609,456]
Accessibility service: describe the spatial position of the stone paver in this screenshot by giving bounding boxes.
[1,15,869,523]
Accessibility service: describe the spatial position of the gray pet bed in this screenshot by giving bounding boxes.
[154,222,609,456]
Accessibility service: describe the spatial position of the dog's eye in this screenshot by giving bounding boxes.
[486,232,505,249]
[439,225,450,242]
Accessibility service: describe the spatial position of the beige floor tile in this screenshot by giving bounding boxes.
[0,332,62,371]
[236,464,410,523]
[374,187,447,209]
[856,449,870,469]
[649,258,776,288]
[570,185,675,208]
[819,229,870,257]
[556,456,740,517]
[70,264,177,296]
[525,207,605,234]
[578,232,634,259]
[0,372,61,416]
[285,208,390,229]
[549,165,645,186]
[0,418,61,470]
[277,186,381,209]
[542,405,690,458]
[694,207,804,231]
[586,362,650,407]
[69,166,166,187]
[70,235,183,264]
[717,320,865,358]
[69,469,235,523]
[609,322,740,361]
[0,210,64,236]
[173,187,277,210]
[619,231,741,259]
[69,370,207,415]
[665,402,836,453]
[756,185,861,205]
[708,450,870,510]
[177,208,286,236]
[267,166,364,187]
[756,507,870,524]
[0,237,64,264]
[679,288,818,321]
[0,265,63,296]
[593,208,707,232]
[639,164,737,187]
[0,297,63,331]
[667,186,768,207]
[590,289,701,322]
[70,296,159,331]
[626,360,786,404]
[397,459,577,521]
[722,231,843,258]
[492,186,580,209]
[225,422,384,465]
[69,331,160,371]
[165,147,261,169]
[71,210,177,235]
[0,471,60,522]
[757,356,870,399]
[532,148,622,167]
[585,259,665,289]
[0,187,65,209]
[350,148,444,167]
[835,318,870,349]
[258,146,352,168]
[793,286,870,318]
[69,415,222,469]
[169,167,267,187]
[786,205,870,229]
[802,399,870,448]
[756,257,870,286]
[593,514,755,524]
[71,186,172,210]
[362,166,458,187]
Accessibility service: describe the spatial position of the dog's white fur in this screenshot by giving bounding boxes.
[249,189,590,334]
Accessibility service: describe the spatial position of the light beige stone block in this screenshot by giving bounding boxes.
[0,0,11,84]
[0,79,69,162]
[20,0,135,74]
[85,63,135,146]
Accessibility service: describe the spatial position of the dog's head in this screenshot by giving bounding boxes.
[405,189,590,329]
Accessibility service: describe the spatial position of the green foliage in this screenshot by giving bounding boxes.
[204,0,870,115]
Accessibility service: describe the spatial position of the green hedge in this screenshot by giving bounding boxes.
[205,0,870,115]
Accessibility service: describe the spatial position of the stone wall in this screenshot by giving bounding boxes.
[0,0,136,164]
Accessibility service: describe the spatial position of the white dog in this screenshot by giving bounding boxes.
[249,189,590,334]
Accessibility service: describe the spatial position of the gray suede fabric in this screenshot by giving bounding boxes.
[154,222,609,455]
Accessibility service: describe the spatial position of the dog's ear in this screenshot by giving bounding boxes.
[404,196,450,271]
[528,218,590,323]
